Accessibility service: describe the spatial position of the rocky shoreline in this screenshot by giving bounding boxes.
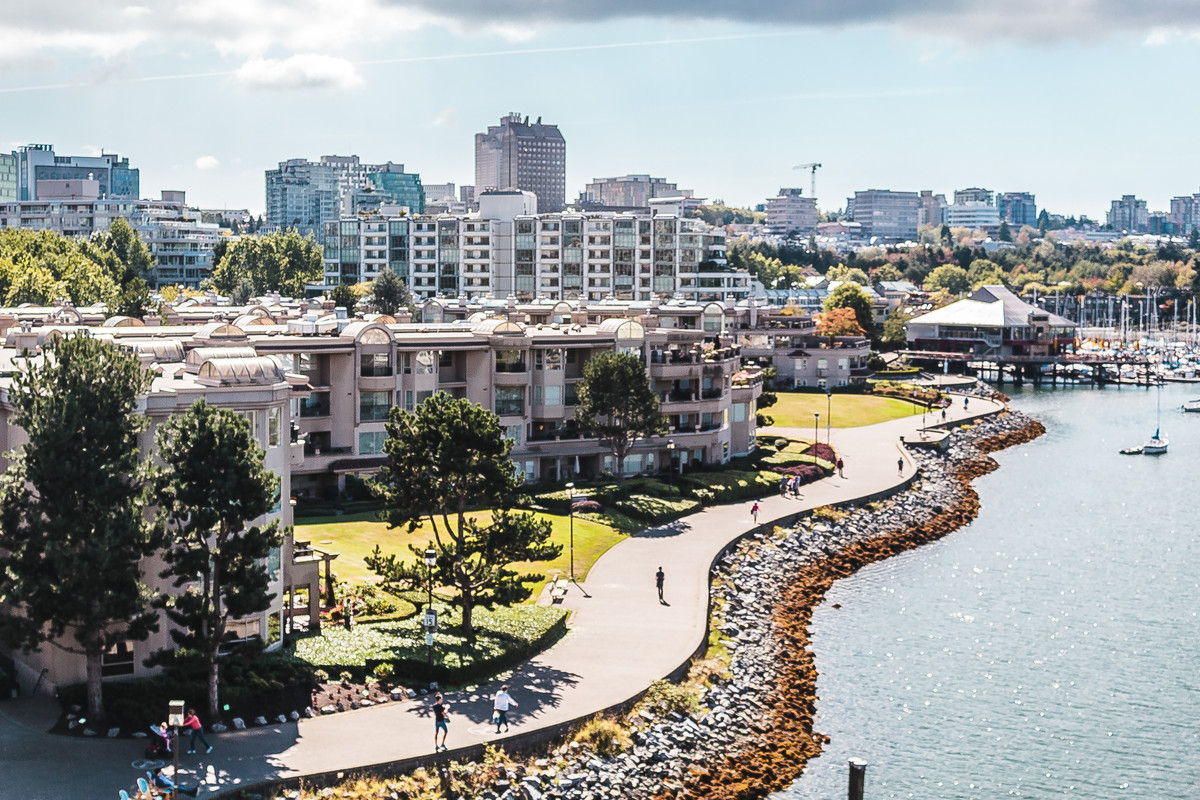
[505,408,1045,800]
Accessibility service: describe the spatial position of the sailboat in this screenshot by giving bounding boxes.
[1142,383,1168,455]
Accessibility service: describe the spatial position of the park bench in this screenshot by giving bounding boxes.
[550,578,568,604]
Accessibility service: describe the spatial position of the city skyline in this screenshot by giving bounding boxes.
[4,2,1200,218]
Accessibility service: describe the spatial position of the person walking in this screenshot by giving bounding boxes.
[656,566,665,602]
[493,684,517,733]
[836,458,844,478]
[750,501,760,524]
[963,396,969,410]
[182,708,212,754]
[432,692,449,751]
[941,408,947,422]
[779,475,789,495]
[897,456,904,475]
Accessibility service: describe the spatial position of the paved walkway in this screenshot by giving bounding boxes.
[0,394,1004,800]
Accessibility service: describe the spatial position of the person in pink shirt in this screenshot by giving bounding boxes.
[182,708,213,754]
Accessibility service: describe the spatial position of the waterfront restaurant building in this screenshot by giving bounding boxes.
[905,285,1076,358]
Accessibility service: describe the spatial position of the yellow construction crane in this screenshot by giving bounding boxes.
[792,162,822,199]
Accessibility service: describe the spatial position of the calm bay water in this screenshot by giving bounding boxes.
[781,383,1200,799]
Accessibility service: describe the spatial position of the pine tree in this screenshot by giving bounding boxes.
[153,399,281,719]
[368,394,560,640]
[575,351,666,484]
[0,334,156,719]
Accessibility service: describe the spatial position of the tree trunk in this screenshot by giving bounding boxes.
[85,646,104,721]
[460,584,474,640]
[207,651,220,721]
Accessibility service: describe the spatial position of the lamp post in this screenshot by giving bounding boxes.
[565,482,575,582]
[666,440,676,490]
[168,700,185,800]
[824,388,832,447]
[423,547,437,677]
[813,412,819,449]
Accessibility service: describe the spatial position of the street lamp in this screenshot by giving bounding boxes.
[168,699,185,800]
[565,482,576,582]
[824,388,832,447]
[665,440,676,490]
[423,547,437,677]
[813,412,819,449]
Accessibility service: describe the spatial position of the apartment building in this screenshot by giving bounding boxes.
[765,188,818,236]
[323,203,751,305]
[0,153,15,203]
[997,192,1037,228]
[265,156,424,238]
[475,113,566,213]
[917,190,947,228]
[0,190,223,287]
[577,175,688,210]
[1107,195,1149,233]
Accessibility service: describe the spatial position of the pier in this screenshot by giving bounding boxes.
[899,350,1161,387]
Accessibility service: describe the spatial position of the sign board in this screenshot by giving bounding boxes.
[425,632,434,646]
[424,610,437,629]
[168,700,185,727]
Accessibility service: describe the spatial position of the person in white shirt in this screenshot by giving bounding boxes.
[493,684,518,733]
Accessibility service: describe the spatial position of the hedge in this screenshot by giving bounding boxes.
[676,470,778,503]
[295,604,568,686]
[612,494,701,524]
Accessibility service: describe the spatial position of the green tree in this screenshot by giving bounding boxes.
[368,394,560,639]
[370,267,413,316]
[1190,228,1200,250]
[575,351,666,484]
[210,230,322,297]
[0,335,156,719]
[998,220,1012,242]
[1037,209,1050,233]
[871,263,902,284]
[882,309,910,347]
[153,399,281,719]
[823,282,875,333]
[924,264,970,295]
[329,282,357,312]
[826,265,870,284]
[92,218,153,282]
[230,277,255,306]
[113,276,154,319]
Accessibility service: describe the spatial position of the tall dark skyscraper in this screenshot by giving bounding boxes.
[474,113,566,213]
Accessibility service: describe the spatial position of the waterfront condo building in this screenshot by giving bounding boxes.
[323,195,750,305]
[997,192,1037,228]
[475,113,566,213]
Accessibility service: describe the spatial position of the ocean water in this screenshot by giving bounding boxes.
[780,383,1200,799]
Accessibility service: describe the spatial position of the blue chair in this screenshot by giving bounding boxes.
[118,791,132,800]
[136,778,152,797]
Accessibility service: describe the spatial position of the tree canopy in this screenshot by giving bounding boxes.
[817,306,867,338]
[924,264,970,295]
[823,282,875,333]
[209,229,323,298]
[0,334,156,719]
[153,399,281,719]
[575,351,666,483]
[370,268,413,316]
[368,394,560,639]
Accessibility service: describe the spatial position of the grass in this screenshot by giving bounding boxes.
[767,391,921,429]
[296,509,625,588]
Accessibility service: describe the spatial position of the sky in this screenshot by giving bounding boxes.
[3,1,1200,220]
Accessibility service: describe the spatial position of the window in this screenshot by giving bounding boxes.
[415,351,435,374]
[731,402,747,423]
[101,640,135,677]
[360,352,392,377]
[268,407,281,447]
[359,430,387,454]
[495,386,524,416]
[504,424,523,446]
[241,410,260,438]
[360,391,391,421]
[496,350,526,373]
[544,385,562,406]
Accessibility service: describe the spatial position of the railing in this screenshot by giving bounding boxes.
[495,362,527,373]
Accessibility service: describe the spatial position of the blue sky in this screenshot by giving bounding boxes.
[3,1,1198,219]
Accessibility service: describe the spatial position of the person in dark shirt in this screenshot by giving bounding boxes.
[433,692,449,751]
[656,567,665,603]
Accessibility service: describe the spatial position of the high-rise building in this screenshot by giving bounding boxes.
[917,190,947,228]
[1107,195,1148,233]
[11,144,139,201]
[997,192,1037,228]
[850,190,920,242]
[578,175,687,210]
[265,156,422,238]
[953,187,993,205]
[764,188,817,236]
[0,154,16,203]
[1169,192,1200,233]
[475,113,566,213]
[423,182,457,203]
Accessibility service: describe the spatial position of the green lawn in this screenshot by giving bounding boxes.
[767,392,921,429]
[296,509,626,590]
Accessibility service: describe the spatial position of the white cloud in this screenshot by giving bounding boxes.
[431,107,459,126]
[195,155,220,170]
[235,54,363,90]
